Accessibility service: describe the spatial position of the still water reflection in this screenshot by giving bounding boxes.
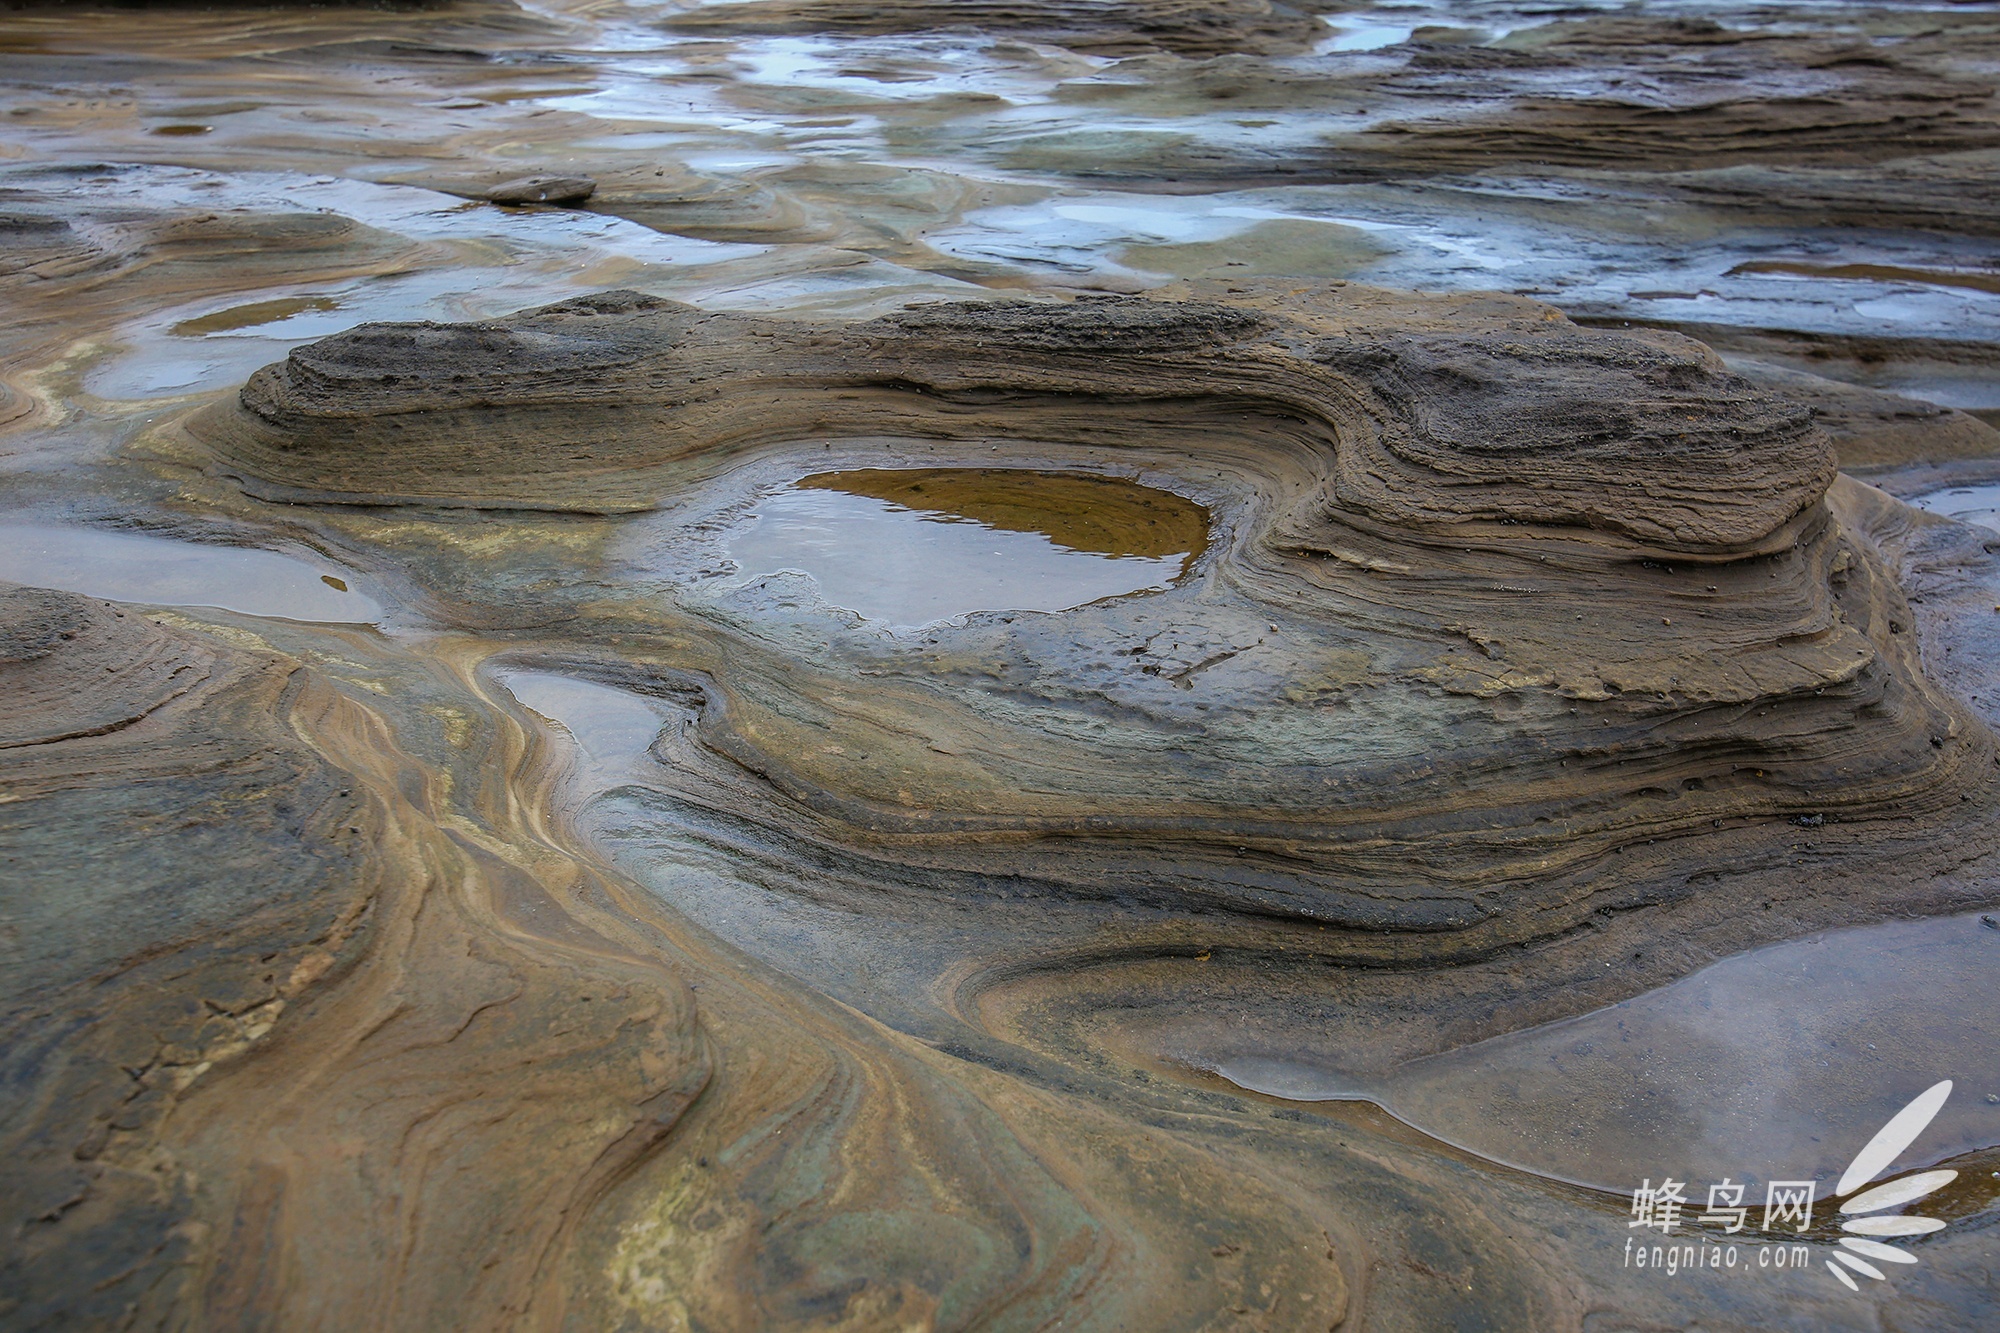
[1912,482,2000,533]
[0,521,379,623]
[724,467,1208,627]
[1210,912,2000,1193]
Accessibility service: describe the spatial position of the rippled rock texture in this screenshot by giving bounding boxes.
[0,583,707,1327]
[659,0,1328,57]
[8,1,2000,1329]
[184,286,1996,957]
[1025,14,2000,192]
[15,270,2000,1320]
[61,280,1977,1332]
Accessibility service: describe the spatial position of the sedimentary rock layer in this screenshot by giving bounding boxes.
[0,585,707,1327]
[1003,12,2000,227]
[203,286,1829,543]
[185,285,2000,961]
[7,2,2000,1328]
[0,585,1369,1331]
[656,0,1325,58]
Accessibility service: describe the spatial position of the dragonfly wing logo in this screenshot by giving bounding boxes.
[1827,1079,1956,1291]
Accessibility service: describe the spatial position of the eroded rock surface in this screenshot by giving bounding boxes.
[658,0,1327,58]
[183,286,1998,963]
[6,1,2000,1328]
[0,585,707,1328]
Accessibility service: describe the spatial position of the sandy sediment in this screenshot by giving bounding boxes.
[0,584,708,1327]
[0,581,1372,1330]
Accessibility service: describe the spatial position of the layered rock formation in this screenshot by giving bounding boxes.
[7,0,2000,1327]
[2,272,1991,1329]
[184,285,1997,963]
[1029,14,2000,187]
[0,584,707,1327]
[657,0,1327,58]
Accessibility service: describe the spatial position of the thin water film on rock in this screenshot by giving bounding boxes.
[3,2,1999,1330]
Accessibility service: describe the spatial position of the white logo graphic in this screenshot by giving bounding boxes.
[1620,1078,1959,1291]
[1823,1078,1955,1291]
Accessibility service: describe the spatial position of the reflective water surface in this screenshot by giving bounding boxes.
[5,0,2000,1324]
[1913,482,2000,534]
[498,669,668,769]
[0,522,379,623]
[724,467,1207,626]
[1209,912,2000,1194]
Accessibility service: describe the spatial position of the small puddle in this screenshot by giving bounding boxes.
[170,294,345,337]
[724,468,1207,628]
[1204,912,2000,1195]
[0,522,379,623]
[1911,482,2000,533]
[496,670,665,769]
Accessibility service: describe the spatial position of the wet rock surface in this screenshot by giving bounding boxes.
[4,0,2000,1329]
[0,584,708,1328]
[484,173,598,206]
[657,0,1329,58]
[179,285,1998,960]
